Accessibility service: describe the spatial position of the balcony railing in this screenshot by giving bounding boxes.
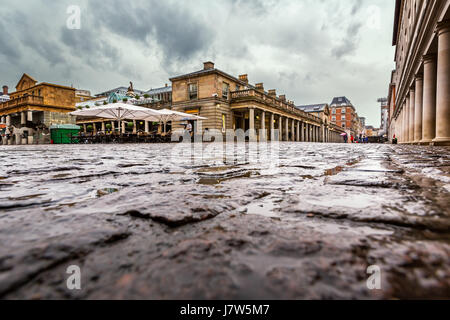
[0,95,44,110]
[231,89,321,123]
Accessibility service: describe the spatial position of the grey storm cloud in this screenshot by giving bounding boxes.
[0,0,396,127]
[87,0,214,65]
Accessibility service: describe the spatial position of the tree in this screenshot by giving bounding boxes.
[87,125,93,132]
[123,98,128,102]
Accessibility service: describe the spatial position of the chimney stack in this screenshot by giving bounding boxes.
[203,61,215,70]
[165,83,168,87]
[238,74,248,84]
[2,86,8,95]
[279,95,286,102]
[255,83,264,91]
[268,89,276,96]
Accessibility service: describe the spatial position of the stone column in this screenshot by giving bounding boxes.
[27,111,33,122]
[249,108,255,130]
[291,119,295,141]
[306,124,310,142]
[414,75,424,143]
[409,88,415,143]
[145,121,149,133]
[400,110,404,143]
[93,123,97,134]
[249,107,256,140]
[296,121,300,142]
[111,121,115,132]
[83,124,87,133]
[421,54,437,144]
[433,21,450,145]
[21,112,26,125]
[6,115,10,126]
[101,122,106,132]
[300,122,304,141]
[405,95,410,143]
[261,111,266,141]
[284,117,289,141]
[270,113,275,141]
[122,121,126,134]
[402,103,407,143]
[279,116,283,141]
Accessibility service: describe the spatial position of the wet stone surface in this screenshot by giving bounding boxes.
[0,143,449,299]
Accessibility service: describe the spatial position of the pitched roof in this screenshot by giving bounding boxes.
[15,73,38,90]
[296,103,328,113]
[170,67,257,90]
[145,86,172,95]
[95,86,145,97]
[330,96,353,106]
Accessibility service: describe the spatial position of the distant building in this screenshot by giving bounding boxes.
[95,86,146,98]
[329,96,361,136]
[379,98,389,137]
[359,117,366,129]
[75,89,95,103]
[295,103,331,126]
[0,73,76,145]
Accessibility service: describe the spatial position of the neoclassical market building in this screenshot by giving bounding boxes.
[388,0,450,145]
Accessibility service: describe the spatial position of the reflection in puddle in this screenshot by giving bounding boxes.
[197,170,255,185]
[96,188,119,198]
[246,198,280,218]
[324,166,344,176]
[305,193,376,209]
[8,194,45,201]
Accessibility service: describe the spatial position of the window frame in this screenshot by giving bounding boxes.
[222,82,230,100]
[188,83,198,100]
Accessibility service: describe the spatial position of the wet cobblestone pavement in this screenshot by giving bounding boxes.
[0,143,449,299]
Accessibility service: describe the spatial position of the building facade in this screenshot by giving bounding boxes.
[329,96,361,136]
[170,62,345,142]
[0,74,76,145]
[296,103,331,127]
[388,0,450,145]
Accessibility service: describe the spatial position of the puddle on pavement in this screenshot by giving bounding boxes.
[96,188,119,198]
[197,170,256,185]
[7,194,45,201]
[324,166,344,176]
[304,193,376,209]
[246,199,280,218]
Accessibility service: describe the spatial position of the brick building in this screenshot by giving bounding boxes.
[329,96,360,136]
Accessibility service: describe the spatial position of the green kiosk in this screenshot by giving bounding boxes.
[50,124,80,144]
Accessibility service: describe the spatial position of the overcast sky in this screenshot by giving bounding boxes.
[0,0,396,126]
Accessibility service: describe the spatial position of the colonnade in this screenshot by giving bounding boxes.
[244,108,343,143]
[394,21,450,145]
